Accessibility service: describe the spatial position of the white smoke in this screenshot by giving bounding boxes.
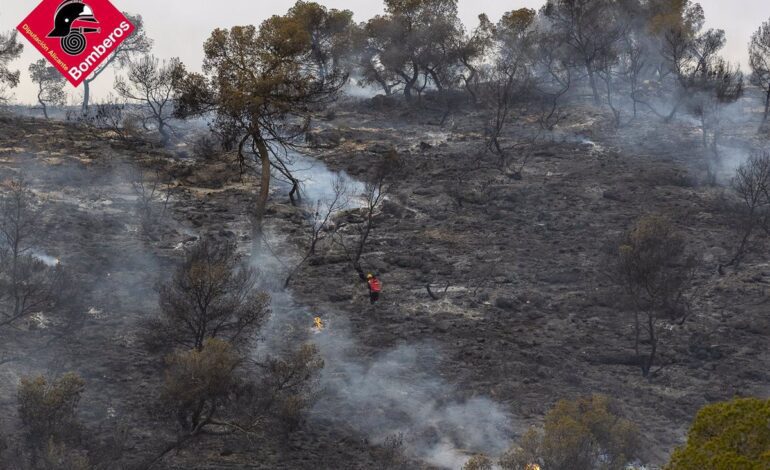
[252,151,513,469]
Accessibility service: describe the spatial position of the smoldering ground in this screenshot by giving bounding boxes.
[248,151,515,469]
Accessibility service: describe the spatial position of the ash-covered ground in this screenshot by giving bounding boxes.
[0,95,768,469]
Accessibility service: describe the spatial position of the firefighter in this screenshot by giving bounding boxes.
[359,272,382,304]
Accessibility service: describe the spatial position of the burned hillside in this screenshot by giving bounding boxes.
[1,0,770,469]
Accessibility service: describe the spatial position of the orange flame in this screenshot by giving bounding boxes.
[313,317,324,330]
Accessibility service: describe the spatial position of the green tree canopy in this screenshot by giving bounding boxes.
[667,398,770,470]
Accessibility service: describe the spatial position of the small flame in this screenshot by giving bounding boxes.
[313,317,324,331]
[526,464,541,470]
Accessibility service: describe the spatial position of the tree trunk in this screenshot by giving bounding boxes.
[761,87,770,132]
[586,63,600,105]
[401,63,419,102]
[37,86,48,120]
[82,80,91,113]
[159,122,170,145]
[252,136,271,256]
[428,68,443,92]
[371,69,392,96]
[403,78,414,101]
[634,310,641,373]
[462,64,478,105]
[665,99,681,122]
[643,313,657,378]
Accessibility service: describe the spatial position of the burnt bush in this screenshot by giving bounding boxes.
[162,338,241,433]
[18,373,85,453]
[463,454,494,470]
[145,239,270,352]
[726,151,770,267]
[0,178,66,329]
[612,214,696,376]
[191,133,222,160]
[500,395,639,470]
[253,343,325,433]
[130,167,172,238]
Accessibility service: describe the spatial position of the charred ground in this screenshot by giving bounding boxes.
[1,91,768,468]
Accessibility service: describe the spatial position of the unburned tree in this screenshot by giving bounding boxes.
[614,214,696,377]
[749,18,770,131]
[114,55,182,144]
[0,28,23,103]
[28,59,66,119]
[666,397,770,470]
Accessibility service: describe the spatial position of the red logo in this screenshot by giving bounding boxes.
[17,0,135,87]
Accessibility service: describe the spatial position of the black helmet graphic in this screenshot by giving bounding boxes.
[47,0,100,56]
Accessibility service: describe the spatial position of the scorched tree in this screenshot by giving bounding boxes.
[174,5,348,251]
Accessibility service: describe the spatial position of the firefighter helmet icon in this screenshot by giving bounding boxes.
[47,0,100,55]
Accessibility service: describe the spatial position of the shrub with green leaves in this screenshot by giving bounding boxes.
[666,398,770,470]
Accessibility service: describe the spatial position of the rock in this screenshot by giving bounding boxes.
[419,141,433,151]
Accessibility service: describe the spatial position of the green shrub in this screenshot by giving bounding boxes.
[666,398,770,470]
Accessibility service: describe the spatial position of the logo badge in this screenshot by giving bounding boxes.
[17,0,135,87]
